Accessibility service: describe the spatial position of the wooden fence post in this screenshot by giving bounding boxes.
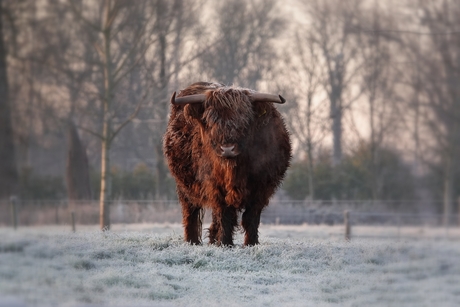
[10,196,18,230]
[71,211,76,233]
[344,210,351,241]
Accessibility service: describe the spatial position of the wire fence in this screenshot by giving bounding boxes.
[1,199,459,240]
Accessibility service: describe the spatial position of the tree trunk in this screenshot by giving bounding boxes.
[369,94,379,200]
[443,154,453,227]
[99,0,114,230]
[331,99,342,166]
[0,0,19,200]
[99,131,111,230]
[154,141,168,199]
[306,95,314,200]
[306,143,314,200]
[442,114,458,227]
[329,59,343,167]
[154,3,169,200]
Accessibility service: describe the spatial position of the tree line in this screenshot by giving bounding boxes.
[0,0,459,228]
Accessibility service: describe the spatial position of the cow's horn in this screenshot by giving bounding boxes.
[170,92,206,105]
[250,93,286,104]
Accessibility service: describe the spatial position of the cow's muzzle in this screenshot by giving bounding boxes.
[220,144,239,158]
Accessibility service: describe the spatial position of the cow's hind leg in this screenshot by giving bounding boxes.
[179,193,202,244]
[242,206,262,246]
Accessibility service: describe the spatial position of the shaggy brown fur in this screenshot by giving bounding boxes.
[163,82,291,246]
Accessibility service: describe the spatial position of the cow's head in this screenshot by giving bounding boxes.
[170,83,285,159]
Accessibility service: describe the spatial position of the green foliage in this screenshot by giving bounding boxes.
[283,151,337,200]
[283,162,309,200]
[283,143,415,201]
[91,163,177,200]
[112,164,156,200]
[340,143,415,200]
[19,167,66,200]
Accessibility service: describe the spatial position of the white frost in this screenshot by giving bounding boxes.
[0,224,459,307]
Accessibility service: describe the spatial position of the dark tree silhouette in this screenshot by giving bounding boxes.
[66,120,91,201]
[0,0,18,200]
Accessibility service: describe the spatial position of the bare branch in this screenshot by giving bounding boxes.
[68,1,101,32]
[76,124,104,140]
[109,92,147,143]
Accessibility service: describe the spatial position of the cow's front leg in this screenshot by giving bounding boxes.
[242,206,262,246]
[214,205,238,246]
[208,211,219,244]
[179,192,202,244]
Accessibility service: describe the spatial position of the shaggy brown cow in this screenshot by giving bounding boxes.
[163,82,291,246]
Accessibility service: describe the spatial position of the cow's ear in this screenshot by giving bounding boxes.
[253,102,270,118]
[184,104,205,123]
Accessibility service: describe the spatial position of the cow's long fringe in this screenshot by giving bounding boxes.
[205,88,254,128]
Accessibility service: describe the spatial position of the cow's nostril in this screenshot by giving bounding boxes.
[220,145,238,157]
[221,145,234,153]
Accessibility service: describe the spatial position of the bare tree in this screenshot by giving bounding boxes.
[20,0,202,208]
[302,0,363,166]
[85,0,205,201]
[354,2,403,200]
[67,0,152,229]
[200,0,285,89]
[411,0,460,225]
[281,30,328,200]
[142,0,202,200]
[3,0,97,196]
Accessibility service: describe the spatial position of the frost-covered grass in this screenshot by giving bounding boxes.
[1,224,460,307]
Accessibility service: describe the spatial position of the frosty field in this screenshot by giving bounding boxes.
[1,224,460,307]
